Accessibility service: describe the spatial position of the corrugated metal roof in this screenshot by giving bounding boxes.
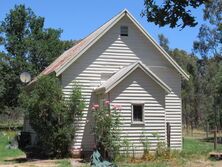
[94,61,172,94]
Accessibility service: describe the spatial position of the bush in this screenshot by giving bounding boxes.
[20,75,85,158]
[152,133,170,160]
[140,132,154,160]
[92,100,120,159]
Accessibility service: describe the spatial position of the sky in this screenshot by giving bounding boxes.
[0,0,206,53]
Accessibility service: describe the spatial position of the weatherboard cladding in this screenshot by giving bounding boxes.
[37,9,188,80]
[109,68,166,153]
[94,61,171,94]
[60,13,183,152]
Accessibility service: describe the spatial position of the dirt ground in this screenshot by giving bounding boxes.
[184,159,222,167]
[0,159,59,167]
[0,157,85,167]
[2,157,222,167]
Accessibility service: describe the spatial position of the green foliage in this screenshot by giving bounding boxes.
[140,132,150,157]
[158,34,169,53]
[151,133,169,159]
[142,0,210,28]
[170,49,199,128]
[20,75,85,158]
[92,101,121,158]
[140,132,154,161]
[131,143,135,160]
[122,138,130,157]
[0,106,24,130]
[155,142,169,160]
[0,53,18,112]
[117,137,222,166]
[0,4,73,119]
[194,0,222,57]
[0,4,73,76]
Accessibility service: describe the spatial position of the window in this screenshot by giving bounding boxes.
[120,26,128,36]
[132,104,143,122]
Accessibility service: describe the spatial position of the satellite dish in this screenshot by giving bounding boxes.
[20,72,31,83]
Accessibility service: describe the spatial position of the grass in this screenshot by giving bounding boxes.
[57,159,72,167]
[182,137,222,158]
[0,129,221,167]
[0,131,73,166]
[116,137,222,167]
[0,131,25,162]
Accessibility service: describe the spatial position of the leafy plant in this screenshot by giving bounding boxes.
[130,143,136,162]
[92,100,120,159]
[152,133,170,160]
[140,131,150,156]
[140,131,154,160]
[122,138,130,158]
[20,75,85,158]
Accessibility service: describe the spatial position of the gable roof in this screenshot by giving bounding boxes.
[39,9,126,76]
[94,61,172,94]
[36,9,189,81]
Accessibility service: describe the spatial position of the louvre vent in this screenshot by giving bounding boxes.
[120,26,128,36]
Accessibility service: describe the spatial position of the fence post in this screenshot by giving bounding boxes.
[206,122,209,139]
[167,122,171,148]
[214,126,217,151]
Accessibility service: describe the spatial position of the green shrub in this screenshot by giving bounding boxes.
[20,75,85,158]
[152,133,170,160]
[140,132,154,160]
[92,100,120,159]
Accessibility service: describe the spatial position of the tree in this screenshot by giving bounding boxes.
[0,5,73,113]
[158,34,201,130]
[0,52,19,112]
[142,0,210,28]
[193,0,222,130]
[193,0,222,58]
[20,75,85,158]
[171,49,199,130]
[158,34,170,52]
[215,63,222,128]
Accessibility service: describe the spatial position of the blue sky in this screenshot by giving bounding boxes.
[1,0,206,53]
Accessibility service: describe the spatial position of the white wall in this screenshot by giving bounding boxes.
[61,15,182,152]
[109,68,166,154]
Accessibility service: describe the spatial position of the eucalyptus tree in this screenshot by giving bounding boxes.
[0,5,73,113]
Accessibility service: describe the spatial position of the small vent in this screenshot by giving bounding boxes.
[120,26,128,36]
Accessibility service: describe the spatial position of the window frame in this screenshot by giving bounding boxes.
[131,103,144,124]
[120,26,128,37]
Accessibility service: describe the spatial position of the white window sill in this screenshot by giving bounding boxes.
[131,122,145,126]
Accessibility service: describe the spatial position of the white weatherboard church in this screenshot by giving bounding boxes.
[25,9,189,156]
